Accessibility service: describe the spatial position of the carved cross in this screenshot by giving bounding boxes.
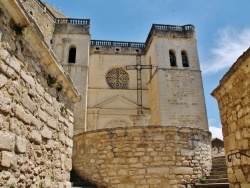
[126,55,152,115]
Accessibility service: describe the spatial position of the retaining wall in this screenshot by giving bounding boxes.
[73,126,212,188]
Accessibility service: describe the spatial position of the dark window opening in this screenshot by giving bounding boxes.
[169,50,177,67]
[182,51,189,67]
[68,47,76,63]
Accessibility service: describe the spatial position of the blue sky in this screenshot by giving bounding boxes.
[43,0,250,139]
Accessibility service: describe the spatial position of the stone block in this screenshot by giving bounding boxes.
[241,183,250,188]
[0,91,12,113]
[31,116,43,129]
[41,126,52,139]
[0,131,15,151]
[173,167,193,175]
[59,133,66,143]
[44,92,53,104]
[65,137,73,147]
[181,149,194,156]
[47,117,57,130]
[147,178,161,184]
[65,182,72,188]
[235,169,246,182]
[14,105,32,124]
[0,49,10,60]
[1,151,16,167]
[0,74,8,88]
[15,136,27,153]
[67,122,74,138]
[147,167,169,174]
[21,93,36,112]
[154,135,165,141]
[9,56,21,72]
[225,133,237,150]
[36,84,45,96]
[20,70,35,87]
[38,109,48,122]
[30,130,42,144]
[118,169,128,175]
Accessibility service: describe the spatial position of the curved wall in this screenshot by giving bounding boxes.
[73,126,211,188]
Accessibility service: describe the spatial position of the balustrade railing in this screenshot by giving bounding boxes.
[56,18,90,25]
[31,0,90,26]
[91,40,145,48]
[153,24,195,31]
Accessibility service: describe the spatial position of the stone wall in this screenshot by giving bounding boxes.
[212,48,250,188]
[20,0,56,46]
[73,126,211,188]
[0,1,79,187]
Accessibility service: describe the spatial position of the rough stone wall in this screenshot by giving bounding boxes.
[73,126,211,188]
[20,0,56,46]
[212,48,250,188]
[0,3,75,187]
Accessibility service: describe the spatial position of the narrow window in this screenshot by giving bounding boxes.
[169,50,177,67]
[68,47,76,63]
[182,51,189,67]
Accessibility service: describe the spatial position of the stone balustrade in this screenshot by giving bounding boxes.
[91,40,145,48]
[56,18,90,25]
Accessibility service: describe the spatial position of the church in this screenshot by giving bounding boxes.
[0,0,213,187]
[50,8,208,135]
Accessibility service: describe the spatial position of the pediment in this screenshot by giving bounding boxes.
[94,96,138,109]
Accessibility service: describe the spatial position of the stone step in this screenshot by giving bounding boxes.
[212,167,227,173]
[204,178,229,184]
[212,158,226,162]
[210,170,228,175]
[212,163,227,167]
[70,170,98,188]
[195,183,229,188]
[207,174,228,179]
[71,182,97,187]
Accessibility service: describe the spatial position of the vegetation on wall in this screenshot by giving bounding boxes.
[9,19,27,36]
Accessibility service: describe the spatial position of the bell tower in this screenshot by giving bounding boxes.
[52,19,91,134]
[146,24,209,130]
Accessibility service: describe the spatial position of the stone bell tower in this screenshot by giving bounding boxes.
[52,19,91,134]
[146,24,209,130]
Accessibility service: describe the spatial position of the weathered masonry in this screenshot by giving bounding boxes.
[212,48,250,188]
[0,0,81,187]
[0,0,212,187]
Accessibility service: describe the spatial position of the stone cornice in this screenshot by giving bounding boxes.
[1,0,81,103]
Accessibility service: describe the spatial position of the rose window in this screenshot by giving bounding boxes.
[106,68,129,89]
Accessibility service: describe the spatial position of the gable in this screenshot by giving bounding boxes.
[94,95,138,109]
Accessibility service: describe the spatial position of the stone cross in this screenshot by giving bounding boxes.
[126,55,152,115]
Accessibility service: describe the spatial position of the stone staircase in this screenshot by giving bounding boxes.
[70,170,97,188]
[196,156,229,188]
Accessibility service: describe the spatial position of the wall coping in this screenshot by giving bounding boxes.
[1,0,81,103]
[74,125,211,139]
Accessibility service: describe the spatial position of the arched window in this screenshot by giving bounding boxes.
[169,50,177,67]
[68,46,76,63]
[181,51,189,67]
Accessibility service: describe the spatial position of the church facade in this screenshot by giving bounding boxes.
[52,13,208,135]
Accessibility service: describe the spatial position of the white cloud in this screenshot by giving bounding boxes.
[202,27,250,74]
[209,126,223,140]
